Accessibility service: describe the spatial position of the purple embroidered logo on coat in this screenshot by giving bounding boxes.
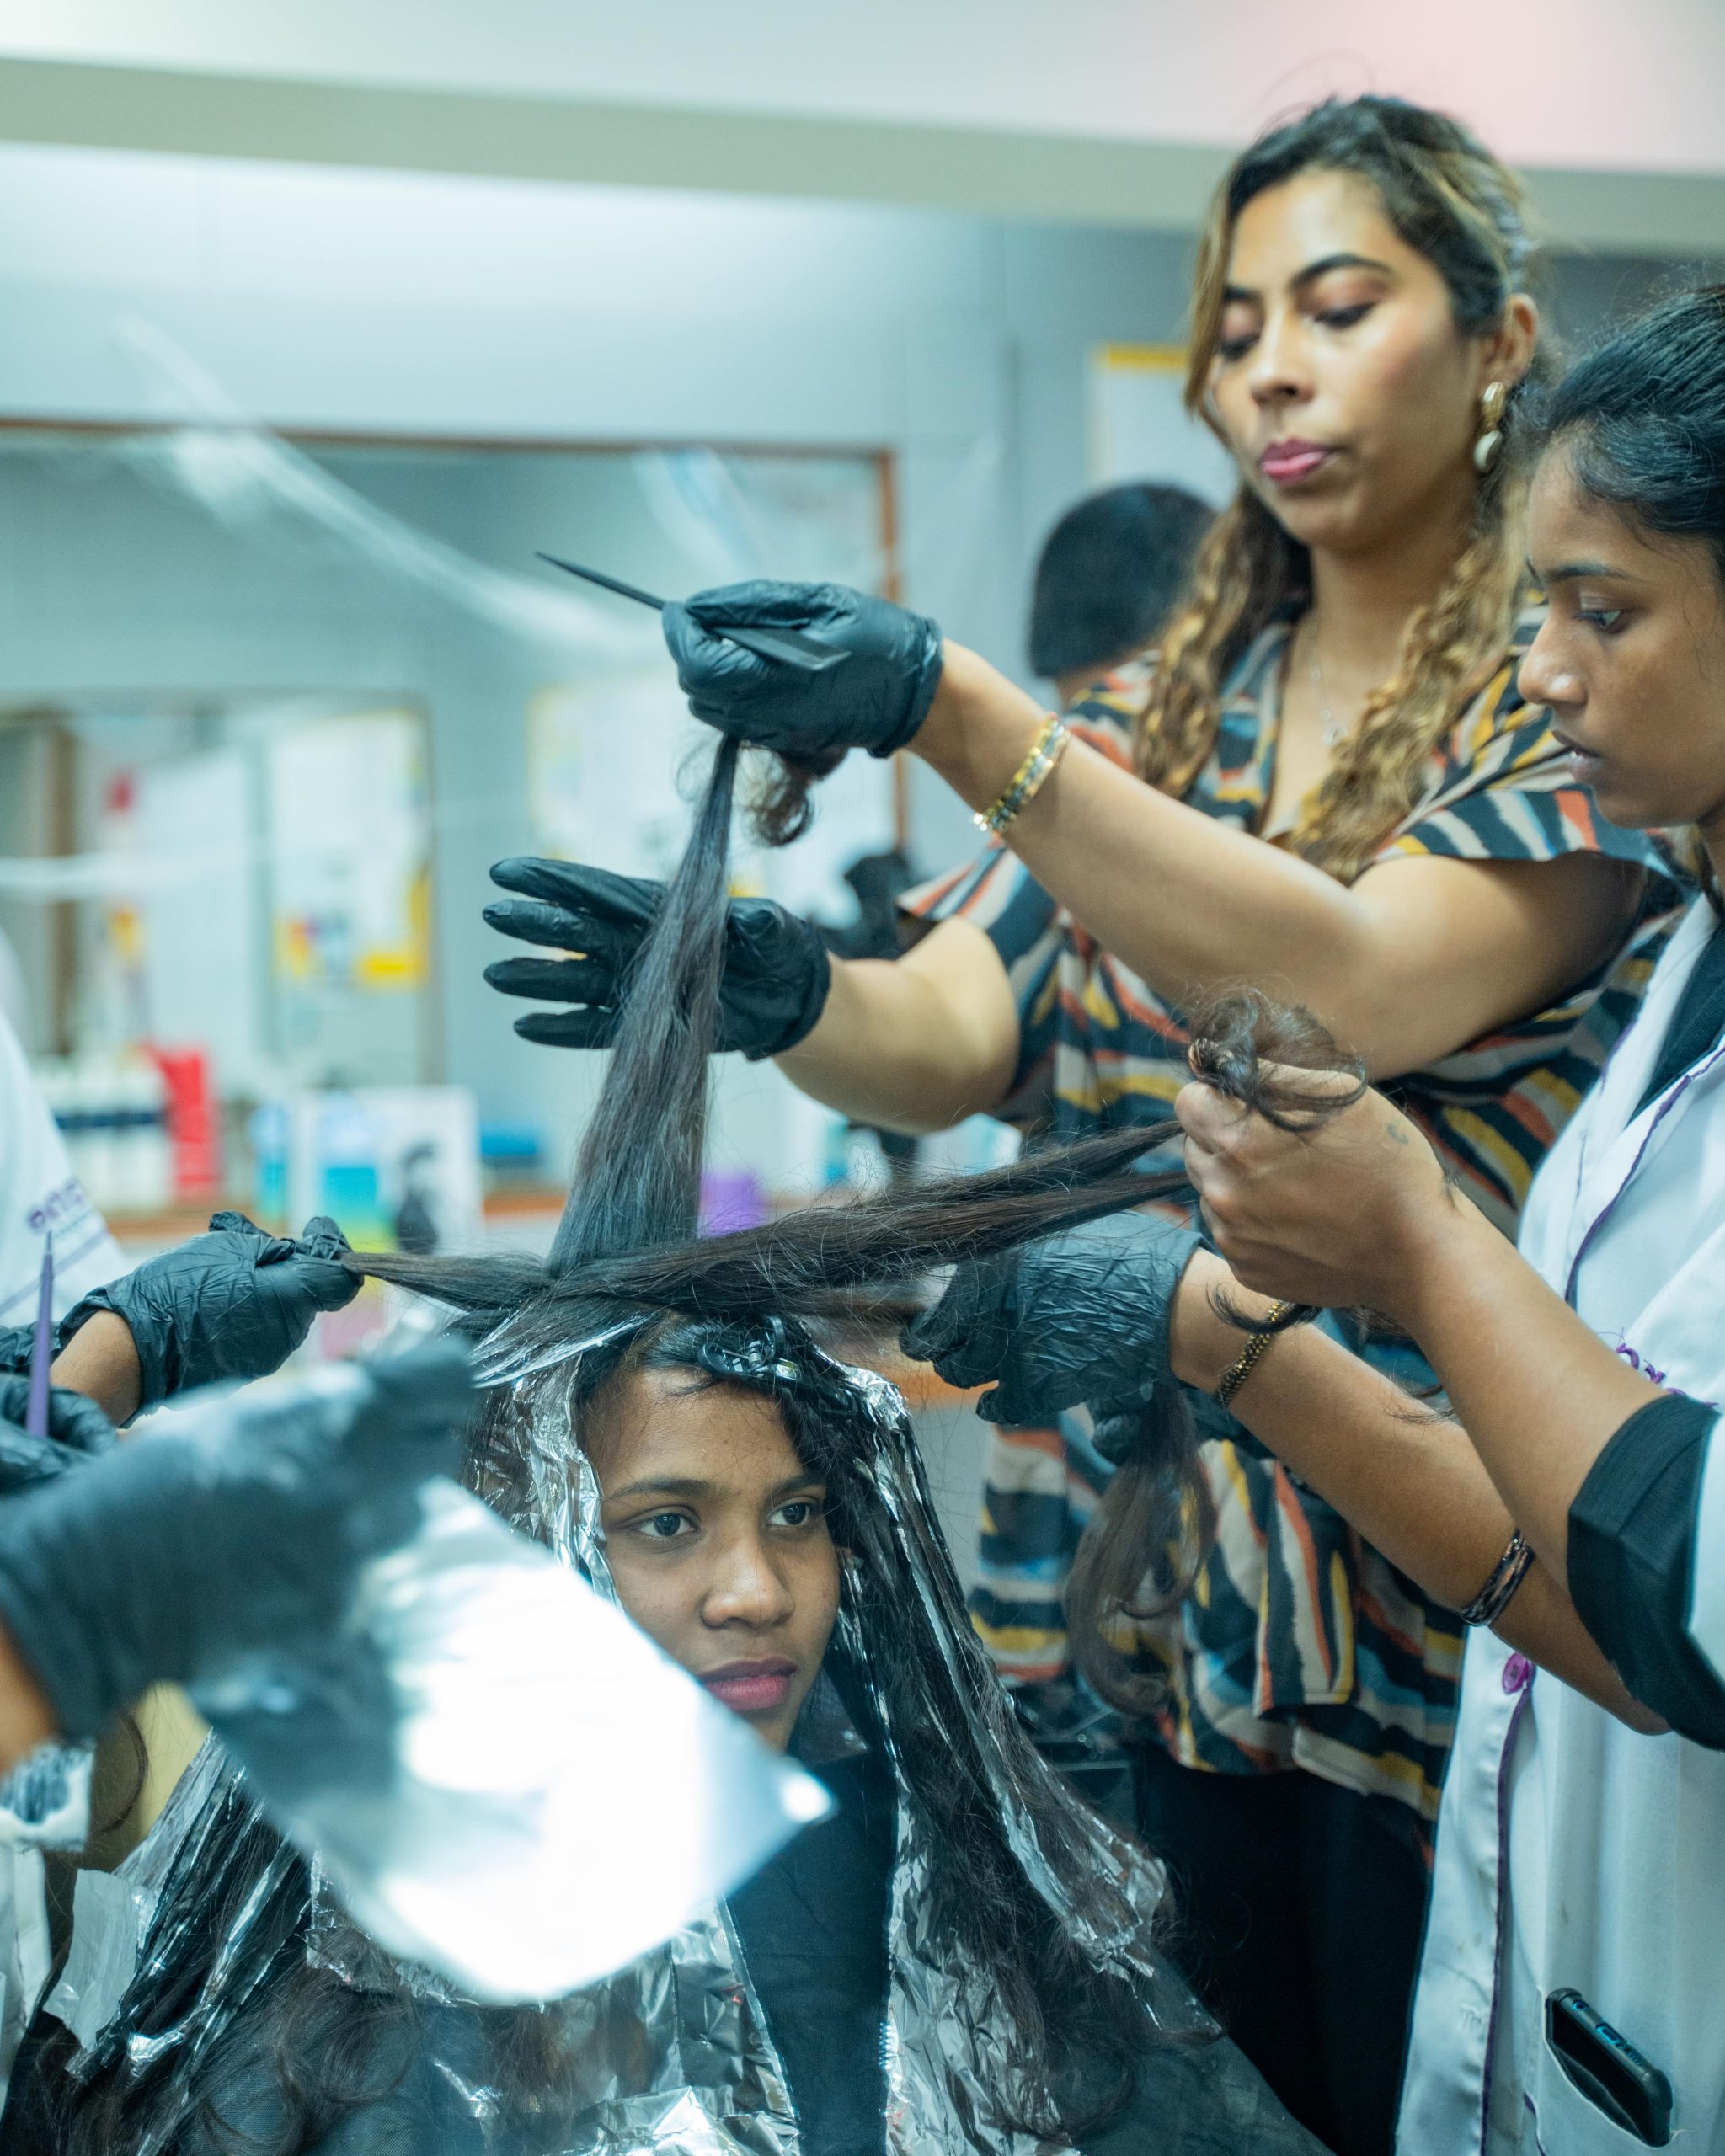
[1615,1339,1718,1411]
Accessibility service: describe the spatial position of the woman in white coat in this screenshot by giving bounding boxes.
[1178,283,1725,2149]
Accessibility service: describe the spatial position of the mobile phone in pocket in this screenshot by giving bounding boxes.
[1545,1989,1673,2146]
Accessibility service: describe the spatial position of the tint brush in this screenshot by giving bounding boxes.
[536,553,849,675]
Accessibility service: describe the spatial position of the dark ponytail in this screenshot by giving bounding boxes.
[1538,282,1725,911]
[1541,283,1725,590]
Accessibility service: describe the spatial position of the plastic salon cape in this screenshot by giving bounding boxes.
[21,1325,1322,2156]
[1400,894,1725,2155]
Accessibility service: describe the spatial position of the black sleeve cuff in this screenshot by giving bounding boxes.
[1569,1392,1725,1748]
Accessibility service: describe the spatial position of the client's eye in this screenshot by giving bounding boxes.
[772,1497,825,1532]
[636,1511,694,1541]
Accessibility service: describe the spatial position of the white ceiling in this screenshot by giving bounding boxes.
[1,2,1721,248]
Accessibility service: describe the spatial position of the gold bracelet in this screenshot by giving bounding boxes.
[974,715,1071,837]
[1214,1300,1297,1411]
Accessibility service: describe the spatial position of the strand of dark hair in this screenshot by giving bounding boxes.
[1065,991,1366,1716]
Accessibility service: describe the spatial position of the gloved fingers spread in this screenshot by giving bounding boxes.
[512,1007,620,1049]
[484,953,618,1002]
[487,857,661,926]
[482,898,642,955]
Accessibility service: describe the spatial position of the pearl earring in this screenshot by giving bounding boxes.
[1474,381,1509,473]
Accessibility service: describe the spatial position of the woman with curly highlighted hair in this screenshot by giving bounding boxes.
[485,95,1684,2155]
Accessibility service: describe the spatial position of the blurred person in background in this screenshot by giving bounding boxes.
[1029,481,1215,707]
[489,96,1685,2156]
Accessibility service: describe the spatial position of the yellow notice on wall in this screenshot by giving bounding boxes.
[1089,344,1236,503]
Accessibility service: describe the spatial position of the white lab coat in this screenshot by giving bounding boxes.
[1400,893,1725,2154]
[0,1009,123,2094]
[0,1010,124,1326]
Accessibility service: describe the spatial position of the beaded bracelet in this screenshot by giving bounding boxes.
[1214,1299,1298,1411]
[1459,1529,1534,1628]
[974,714,1071,837]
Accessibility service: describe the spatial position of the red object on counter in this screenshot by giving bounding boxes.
[151,1047,222,1197]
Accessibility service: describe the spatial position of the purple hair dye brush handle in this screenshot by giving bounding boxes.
[25,1234,53,1440]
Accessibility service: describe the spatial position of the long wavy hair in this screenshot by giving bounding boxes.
[1141,94,1546,880]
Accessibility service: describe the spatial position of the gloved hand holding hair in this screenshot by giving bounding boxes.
[59,1209,360,1420]
[0,1340,471,1758]
[900,1208,1204,1426]
[485,857,832,1059]
[662,579,944,761]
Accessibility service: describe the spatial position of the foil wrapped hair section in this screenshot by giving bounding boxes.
[36,1315,1201,2154]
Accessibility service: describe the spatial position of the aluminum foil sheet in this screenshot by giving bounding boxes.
[248,1478,829,2002]
[42,1481,827,2024]
[40,1315,1205,2155]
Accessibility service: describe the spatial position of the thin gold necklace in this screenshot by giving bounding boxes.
[1306,616,1351,750]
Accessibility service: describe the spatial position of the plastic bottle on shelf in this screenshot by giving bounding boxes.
[115,1054,173,1213]
[37,1060,81,1193]
[250,1100,289,1225]
[150,1047,221,1200]
[76,1058,120,1215]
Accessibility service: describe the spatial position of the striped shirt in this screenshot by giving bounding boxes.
[902,609,1681,1839]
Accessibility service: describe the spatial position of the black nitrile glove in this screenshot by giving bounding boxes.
[484,857,831,1059]
[662,579,944,760]
[0,1326,45,1375]
[0,1377,116,1494]
[900,1209,1203,1426]
[63,1211,360,1410]
[0,1342,471,1742]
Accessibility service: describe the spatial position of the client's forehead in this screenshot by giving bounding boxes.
[592,1366,813,1495]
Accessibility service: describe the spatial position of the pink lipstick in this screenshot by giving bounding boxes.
[1259,439,1334,486]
